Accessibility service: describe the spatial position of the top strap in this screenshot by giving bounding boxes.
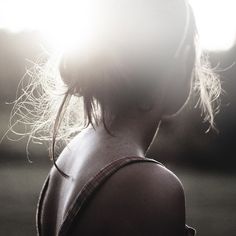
[36,172,50,236]
[58,156,164,236]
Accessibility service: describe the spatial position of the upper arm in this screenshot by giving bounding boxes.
[71,162,186,236]
[114,162,186,235]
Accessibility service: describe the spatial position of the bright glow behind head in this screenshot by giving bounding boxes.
[0,0,235,51]
[0,0,99,53]
[40,1,99,53]
[189,0,236,51]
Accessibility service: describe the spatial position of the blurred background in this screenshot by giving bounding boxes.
[0,0,236,235]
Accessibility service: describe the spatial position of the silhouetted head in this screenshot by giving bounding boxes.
[10,0,221,177]
[59,0,198,126]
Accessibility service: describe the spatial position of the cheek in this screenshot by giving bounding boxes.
[161,66,193,116]
[161,47,195,116]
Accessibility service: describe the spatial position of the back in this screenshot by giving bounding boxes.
[37,156,196,236]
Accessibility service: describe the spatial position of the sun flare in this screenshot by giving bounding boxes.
[0,0,235,52]
[189,0,236,51]
[0,0,99,53]
[39,1,99,53]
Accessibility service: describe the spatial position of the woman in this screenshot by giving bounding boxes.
[11,0,221,235]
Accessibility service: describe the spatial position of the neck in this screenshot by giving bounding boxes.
[91,109,162,159]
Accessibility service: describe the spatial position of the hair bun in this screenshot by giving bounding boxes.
[58,46,118,96]
[59,51,93,96]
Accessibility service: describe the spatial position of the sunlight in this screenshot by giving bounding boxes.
[40,1,99,53]
[189,0,236,51]
[0,0,98,53]
[0,0,235,52]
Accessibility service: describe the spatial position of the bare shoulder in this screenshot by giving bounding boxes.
[120,160,185,195]
[108,160,185,203]
[110,160,186,219]
[72,160,186,236]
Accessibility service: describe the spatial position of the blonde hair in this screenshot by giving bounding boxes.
[6,1,221,177]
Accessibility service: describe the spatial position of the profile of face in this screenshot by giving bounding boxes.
[59,0,197,123]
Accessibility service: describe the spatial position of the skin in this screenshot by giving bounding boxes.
[41,45,194,235]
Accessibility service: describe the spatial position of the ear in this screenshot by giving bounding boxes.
[161,44,195,118]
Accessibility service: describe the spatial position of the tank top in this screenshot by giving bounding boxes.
[36,156,196,236]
